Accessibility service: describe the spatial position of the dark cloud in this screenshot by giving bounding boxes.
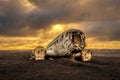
[0,0,120,41]
[83,20,120,41]
[29,0,120,21]
[0,0,27,36]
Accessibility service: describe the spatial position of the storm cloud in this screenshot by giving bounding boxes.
[82,20,120,41]
[0,0,120,41]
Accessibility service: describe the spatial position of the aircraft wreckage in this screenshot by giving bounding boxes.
[30,29,92,61]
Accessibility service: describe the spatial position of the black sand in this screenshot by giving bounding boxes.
[0,49,120,80]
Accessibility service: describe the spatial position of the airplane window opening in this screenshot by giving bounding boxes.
[56,40,58,43]
[62,35,63,38]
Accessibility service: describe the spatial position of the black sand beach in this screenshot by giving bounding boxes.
[0,49,120,80]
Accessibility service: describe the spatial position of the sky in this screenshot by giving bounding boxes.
[0,0,120,50]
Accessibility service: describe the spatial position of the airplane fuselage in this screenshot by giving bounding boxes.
[46,29,86,57]
[31,29,92,61]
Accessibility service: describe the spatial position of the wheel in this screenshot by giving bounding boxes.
[32,46,46,60]
[81,49,92,61]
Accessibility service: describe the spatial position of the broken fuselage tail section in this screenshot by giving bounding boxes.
[46,29,86,56]
[31,29,92,61]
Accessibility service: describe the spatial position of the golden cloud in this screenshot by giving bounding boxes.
[0,24,120,50]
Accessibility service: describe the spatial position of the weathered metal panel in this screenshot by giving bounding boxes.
[31,29,92,61]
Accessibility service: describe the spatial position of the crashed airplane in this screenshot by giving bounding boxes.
[30,29,92,61]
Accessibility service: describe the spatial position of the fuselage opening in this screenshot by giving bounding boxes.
[70,31,85,53]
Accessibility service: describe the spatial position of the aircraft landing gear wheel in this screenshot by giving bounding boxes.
[32,46,46,60]
[81,49,92,61]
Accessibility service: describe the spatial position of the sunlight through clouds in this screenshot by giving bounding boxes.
[0,0,120,50]
[23,0,37,12]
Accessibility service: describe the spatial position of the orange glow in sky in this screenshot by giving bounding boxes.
[52,24,64,31]
[0,24,120,50]
[0,0,120,50]
[23,0,37,12]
